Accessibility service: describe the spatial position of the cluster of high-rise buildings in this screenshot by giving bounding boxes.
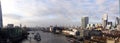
[81,14,120,30]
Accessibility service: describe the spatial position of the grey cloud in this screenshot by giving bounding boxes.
[3,14,23,20]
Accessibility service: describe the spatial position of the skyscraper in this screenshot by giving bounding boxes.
[102,14,108,28]
[0,1,2,28]
[115,17,120,25]
[81,16,89,28]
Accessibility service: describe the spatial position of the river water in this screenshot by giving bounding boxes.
[21,31,70,43]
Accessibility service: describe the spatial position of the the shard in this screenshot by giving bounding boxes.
[0,1,3,28]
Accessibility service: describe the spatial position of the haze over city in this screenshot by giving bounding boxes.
[1,0,119,27]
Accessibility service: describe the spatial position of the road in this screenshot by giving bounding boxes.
[21,31,70,43]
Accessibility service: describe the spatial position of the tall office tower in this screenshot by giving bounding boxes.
[102,14,108,28]
[81,16,89,28]
[115,17,120,25]
[0,1,2,28]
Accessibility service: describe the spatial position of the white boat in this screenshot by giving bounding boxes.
[34,33,41,41]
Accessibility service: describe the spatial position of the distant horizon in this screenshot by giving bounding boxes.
[2,14,119,27]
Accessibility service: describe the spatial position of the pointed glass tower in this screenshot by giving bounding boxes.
[0,1,3,28]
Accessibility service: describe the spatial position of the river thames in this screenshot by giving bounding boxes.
[21,31,70,43]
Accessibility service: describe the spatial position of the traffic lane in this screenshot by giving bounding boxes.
[22,31,70,43]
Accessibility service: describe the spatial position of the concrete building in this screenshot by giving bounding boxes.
[81,16,89,28]
[7,24,14,28]
[20,24,22,28]
[108,22,112,26]
[0,1,3,28]
[86,24,95,30]
[86,24,90,29]
[117,25,120,31]
[102,14,108,28]
[106,22,113,29]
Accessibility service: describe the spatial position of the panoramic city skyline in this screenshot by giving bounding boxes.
[1,0,119,27]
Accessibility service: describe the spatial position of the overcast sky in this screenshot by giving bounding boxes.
[1,0,119,27]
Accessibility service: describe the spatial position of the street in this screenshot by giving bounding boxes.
[22,31,70,43]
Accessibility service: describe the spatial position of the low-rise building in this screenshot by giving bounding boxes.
[7,24,14,28]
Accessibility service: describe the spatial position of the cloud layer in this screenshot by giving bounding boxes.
[1,0,119,27]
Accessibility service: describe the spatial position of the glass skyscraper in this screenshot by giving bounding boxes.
[81,16,89,28]
[102,14,108,28]
[0,1,3,28]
